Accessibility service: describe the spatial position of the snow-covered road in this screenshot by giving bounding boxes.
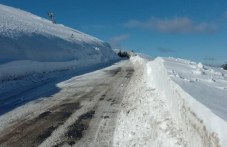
[0,60,134,147]
[0,56,225,147]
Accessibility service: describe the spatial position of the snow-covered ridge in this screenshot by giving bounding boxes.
[0,4,118,81]
[0,4,100,42]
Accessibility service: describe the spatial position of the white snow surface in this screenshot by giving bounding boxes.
[164,57,227,121]
[114,56,227,147]
[0,4,118,81]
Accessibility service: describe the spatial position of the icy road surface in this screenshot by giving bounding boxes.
[0,60,134,147]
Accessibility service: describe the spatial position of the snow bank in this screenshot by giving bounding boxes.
[164,58,227,120]
[114,56,226,147]
[145,57,227,147]
[114,56,189,147]
[0,4,118,81]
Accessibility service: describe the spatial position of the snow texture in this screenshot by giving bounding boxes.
[114,56,226,147]
[0,4,118,81]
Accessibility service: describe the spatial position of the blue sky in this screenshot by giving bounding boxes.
[1,0,227,64]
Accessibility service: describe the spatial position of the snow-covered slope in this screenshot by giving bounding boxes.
[164,57,227,121]
[114,56,227,147]
[0,4,118,81]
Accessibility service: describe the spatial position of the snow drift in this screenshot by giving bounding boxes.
[114,56,227,147]
[0,4,118,81]
[145,57,226,146]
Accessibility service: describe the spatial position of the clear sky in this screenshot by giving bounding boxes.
[1,0,227,64]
